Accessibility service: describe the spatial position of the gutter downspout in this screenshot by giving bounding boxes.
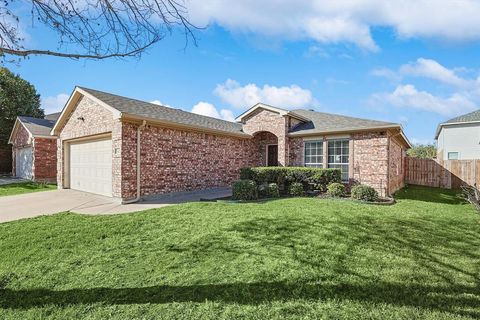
[122,120,147,204]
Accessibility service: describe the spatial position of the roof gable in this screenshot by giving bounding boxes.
[236,103,311,123]
[8,116,57,144]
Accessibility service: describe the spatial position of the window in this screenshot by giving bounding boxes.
[304,141,323,167]
[448,152,459,160]
[328,139,349,181]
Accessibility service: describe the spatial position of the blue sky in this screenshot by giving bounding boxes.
[6,1,480,144]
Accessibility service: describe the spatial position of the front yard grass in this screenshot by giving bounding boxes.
[0,185,479,319]
[0,182,56,197]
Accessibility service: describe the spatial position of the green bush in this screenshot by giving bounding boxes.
[266,183,280,198]
[289,182,305,197]
[232,180,258,201]
[327,182,346,197]
[351,184,378,202]
[310,170,342,192]
[240,167,341,193]
[258,183,280,198]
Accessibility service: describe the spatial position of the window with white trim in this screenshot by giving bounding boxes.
[328,139,349,181]
[304,141,323,168]
[448,152,459,160]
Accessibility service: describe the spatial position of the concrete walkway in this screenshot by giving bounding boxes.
[0,187,231,223]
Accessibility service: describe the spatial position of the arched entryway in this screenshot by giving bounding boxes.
[252,131,279,166]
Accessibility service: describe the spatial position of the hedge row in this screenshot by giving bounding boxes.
[240,167,341,192]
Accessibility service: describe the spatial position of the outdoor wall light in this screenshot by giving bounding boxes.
[77,116,85,121]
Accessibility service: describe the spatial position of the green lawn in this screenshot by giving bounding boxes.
[0,182,56,197]
[1,185,479,319]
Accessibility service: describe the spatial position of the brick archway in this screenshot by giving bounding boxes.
[252,131,279,166]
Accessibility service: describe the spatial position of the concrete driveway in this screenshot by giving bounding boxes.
[0,187,231,223]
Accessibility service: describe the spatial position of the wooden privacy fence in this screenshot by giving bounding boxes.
[405,157,480,189]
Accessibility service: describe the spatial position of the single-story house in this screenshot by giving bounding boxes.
[435,109,480,160]
[8,113,60,181]
[51,86,410,202]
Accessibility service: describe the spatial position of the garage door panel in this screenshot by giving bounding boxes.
[70,138,112,196]
[15,147,33,179]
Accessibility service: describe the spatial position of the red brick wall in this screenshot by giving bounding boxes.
[352,132,390,196]
[33,138,57,182]
[242,108,289,165]
[121,122,257,199]
[288,137,304,165]
[388,135,406,195]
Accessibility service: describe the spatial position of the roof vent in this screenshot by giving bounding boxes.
[308,109,315,111]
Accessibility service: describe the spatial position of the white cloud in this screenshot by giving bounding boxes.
[186,0,480,51]
[370,84,477,117]
[41,93,69,114]
[410,137,436,146]
[399,58,470,88]
[220,109,235,121]
[214,79,315,109]
[150,100,174,109]
[370,67,402,82]
[191,101,235,122]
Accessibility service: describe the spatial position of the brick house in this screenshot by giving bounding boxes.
[8,113,60,182]
[51,87,410,202]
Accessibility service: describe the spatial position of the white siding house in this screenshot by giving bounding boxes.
[435,110,480,160]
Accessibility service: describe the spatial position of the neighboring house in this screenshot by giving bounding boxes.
[8,113,60,181]
[51,86,410,201]
[436,109,480,160]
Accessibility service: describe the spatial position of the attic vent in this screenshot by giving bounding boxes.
[308,109,314,111]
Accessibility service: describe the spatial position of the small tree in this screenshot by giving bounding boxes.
[0,67,43,165]
[407,144,437,159]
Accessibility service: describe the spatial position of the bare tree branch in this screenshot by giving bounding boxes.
[0,0,201,61]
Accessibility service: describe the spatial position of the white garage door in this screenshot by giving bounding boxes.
[15,146,33,179]
[69,138,112,196]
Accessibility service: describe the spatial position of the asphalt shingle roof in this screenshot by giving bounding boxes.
[77,87,400,137]
[79,87,246,136]
[18,116,56,136]
[289,109,399,135]
[443,109,480,124]
[44,112,61,121]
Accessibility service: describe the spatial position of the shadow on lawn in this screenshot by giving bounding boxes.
[1,281,479,318]
[394,185,466,205]
[1,195,479,318]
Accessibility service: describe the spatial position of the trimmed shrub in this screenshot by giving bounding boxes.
[327,182,346,197]
[289,182,305,197]
[351,184,378,202]
[266,183,280,198]
[310,170,342,192]
[240,167,341,193]
[232,180,258,201]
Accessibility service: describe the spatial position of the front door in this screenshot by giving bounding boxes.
[267,144,278,166]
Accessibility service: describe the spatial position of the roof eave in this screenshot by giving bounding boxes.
[288,124,402,137]
[289,124,411,148]
[435,120,480,140]
[121,113,252,139]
